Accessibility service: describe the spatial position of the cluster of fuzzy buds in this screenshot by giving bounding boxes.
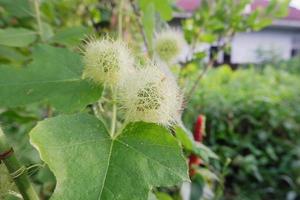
[82,37,184,126]
[154,29,186,64]
[119,64,183,126]
[82,38,134,86]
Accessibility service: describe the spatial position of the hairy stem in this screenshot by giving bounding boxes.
[110,87,117,137]
[109,0,124,137]
[185,31,235,102]
[33,0,43,41]
[0,128,39,200]
[185,60,213,102]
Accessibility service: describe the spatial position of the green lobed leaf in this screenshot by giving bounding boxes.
[30,113,189,200]
[0,28,37,47]
[0,45,102,112]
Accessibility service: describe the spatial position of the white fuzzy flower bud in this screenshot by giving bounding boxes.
[154,29,186,63]
[82,38,134,86]
[119,64,183,126]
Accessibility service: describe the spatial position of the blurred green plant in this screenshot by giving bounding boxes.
[184,66,300,200]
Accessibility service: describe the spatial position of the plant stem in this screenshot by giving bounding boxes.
[185,60,213,102]
[118,0,124,39]
[109,0,124,138]
[130,0,150,56]
[33,0,43,41]
[110,87,117,137]
[0,128,39,200]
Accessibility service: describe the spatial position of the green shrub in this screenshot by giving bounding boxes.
[184,66,300,200]
[279,55,300,75]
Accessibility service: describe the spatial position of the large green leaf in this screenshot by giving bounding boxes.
[0,45,102,112]
[30,113,189,200]
[0,28,37,47]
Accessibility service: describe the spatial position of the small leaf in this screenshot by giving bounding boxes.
[30,113,189,200]
[0,0,33,18]
[199,33,216,43]
[0,28,37,47]
[51,26,90,46]
[139,0,173,21]
[174,126,218,162]
[153,0,173,21]
[148,192,158,200]
[156,192,173,200]
[140,2,155,50]
[193,143,219,161]
[0,45,26,62]
[173,125,193,150]
[40,22,54,42]
[0,45,102,112]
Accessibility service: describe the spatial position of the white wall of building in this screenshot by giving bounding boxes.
[231,30,293,63]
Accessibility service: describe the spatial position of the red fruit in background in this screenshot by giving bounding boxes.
[189,115,206,177]
[193,115,205,142]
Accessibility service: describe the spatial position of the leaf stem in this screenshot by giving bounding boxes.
[0,128,39,200]
[33,0,43,41]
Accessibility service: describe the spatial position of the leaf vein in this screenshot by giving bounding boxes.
[116,139,185,180]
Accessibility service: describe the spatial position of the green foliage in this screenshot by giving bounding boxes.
[0,0,33,18]
[184,66,300,199]
[0,45,102,112]
[0,0,293,199]
[174,126,218,163]
[138,0,173,50]
[50,26,89,46]
[0,28,37,47]
[30,113,188,200]
[278,55,300,75]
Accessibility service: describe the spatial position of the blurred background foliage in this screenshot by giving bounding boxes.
[183,64,300,199]
[0,0,299,200]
